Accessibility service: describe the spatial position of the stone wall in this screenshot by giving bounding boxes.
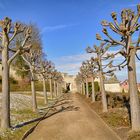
[62,73,77,92]
[104,83,122,93]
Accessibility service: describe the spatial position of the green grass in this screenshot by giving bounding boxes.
[0,108,39,140]
[0,123,35,140]
[0,96,54,140]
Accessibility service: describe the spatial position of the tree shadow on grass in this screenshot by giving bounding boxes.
[11,93,79,140]
[39,100,73,111]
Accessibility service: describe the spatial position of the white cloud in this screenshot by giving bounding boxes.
[58,53,94,63]
[54,51,140,82]
[41,23,78,33]
[54,53,94,75]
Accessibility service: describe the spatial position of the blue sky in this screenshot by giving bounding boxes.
[0,0,140,81]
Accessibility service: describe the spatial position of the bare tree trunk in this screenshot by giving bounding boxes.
[77,84,81,93]
[43,78,48,104]
[91,76,95,102]
[86,78,89,98]
[49,79,53,99]
[53,80,57,97]
[1,47,10,129]
[99,55,107,112]
[80,84,82,94]
[31,72,37,112]
[60,84,62,95]
[83,82,86,95]
[56,82,59,96]
[99,70,107,112]
[128,49,140,131]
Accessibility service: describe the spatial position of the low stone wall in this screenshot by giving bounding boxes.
[104,83,122,93]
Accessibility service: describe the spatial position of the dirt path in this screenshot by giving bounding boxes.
[26,93,121,140]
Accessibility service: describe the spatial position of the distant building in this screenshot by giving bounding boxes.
[120,79,140,92]
[61,73,77,92]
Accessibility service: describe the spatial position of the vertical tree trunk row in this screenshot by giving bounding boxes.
[91,77,95,102]
[86,78,89,98]
[43,78,48,104]
[49,79,53,99]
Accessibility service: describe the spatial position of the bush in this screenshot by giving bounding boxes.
[9,77,18,84]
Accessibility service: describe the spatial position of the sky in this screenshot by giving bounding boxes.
[0,0,140,81]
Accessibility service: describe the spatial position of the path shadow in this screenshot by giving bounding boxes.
[11,93,79,140]
[39,100,73,111]
[21,105,80,140]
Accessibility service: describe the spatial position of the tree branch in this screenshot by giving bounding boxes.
[136,53,140,61]
[8,49,20,66]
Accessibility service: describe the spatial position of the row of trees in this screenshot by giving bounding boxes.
[0,17,64,129]
[75,4,140,131]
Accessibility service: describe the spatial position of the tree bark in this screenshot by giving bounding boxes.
[1,46,10,129]
[128,49,140,131]
[83,82,86,95]
[99,70,107,112]
[86,78,89,98]
[80,84,82,94]
[91,76,95,102]
[99,56,107,112]
[49,79,53,99]
[43,78,48,104]
[60,84,62,95]
[56,82,59,96]
[31,72,37,112]
[54,80,57,97]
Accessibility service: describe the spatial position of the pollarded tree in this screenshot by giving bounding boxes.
[86,43,115,112]
[51,70,62,97]
[52,70,58,97]
[0,17,32,129]
[82,60,97,102]
[80,63,90,98]
[75,73,83,94]
[54,72,64,96]
[75,72,86,95]
[47,67,56,99]
[37,59,54,104]
[96,4,140,130]
[22,48,42,112]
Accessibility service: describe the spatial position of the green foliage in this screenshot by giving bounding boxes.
[88,81,100,96]
[0,76,18,84]
[9,77,18,84]
[12,55,29,79]
[94,81,100,92]
[0,108,39,140]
